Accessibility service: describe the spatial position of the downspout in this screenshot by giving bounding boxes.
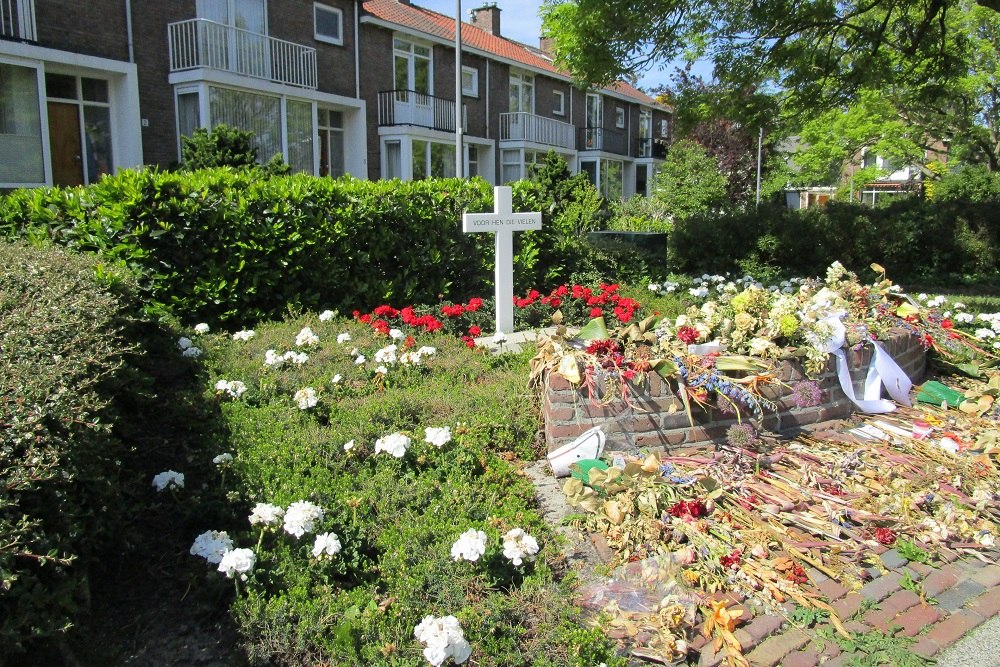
[485,59,490,139]
[125,0,134,62]
[354,1,361,98]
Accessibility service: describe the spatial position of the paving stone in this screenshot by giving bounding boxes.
[891,603,943,637]
[816,578,850,602]
[907,562,934,577]
[743,613,785,644]
[844,620,871,634]
[911,637,941,658]
[859,570,903,602]
[924,609,987,648]
[698,642,726,667]
[807,567,830,585]
[970,563,1000,588]
[820,653,857,667]
[832,592,865,620]
[970,584,1000,618]
[747,628,810,667]
[879,548,908,570]
[782,649,821,667]
[922,564,962,597]
[933,578,987,613]
[877,589,921,618]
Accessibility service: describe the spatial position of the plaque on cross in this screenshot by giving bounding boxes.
[462,186,542,334]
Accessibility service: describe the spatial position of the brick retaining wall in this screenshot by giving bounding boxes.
[542,329,927,455]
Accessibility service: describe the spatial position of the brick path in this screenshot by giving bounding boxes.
[688,546,1000,666]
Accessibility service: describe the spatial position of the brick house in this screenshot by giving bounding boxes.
[2,0,670,195]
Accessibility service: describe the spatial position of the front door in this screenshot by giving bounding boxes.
[393,38,431,127]
[47,102,83,187]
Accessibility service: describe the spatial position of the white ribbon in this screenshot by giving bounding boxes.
[820,315,912,414]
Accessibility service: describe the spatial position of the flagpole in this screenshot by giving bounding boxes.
[455,0,464,178]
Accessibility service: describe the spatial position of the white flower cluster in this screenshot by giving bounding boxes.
[215,379,247,399]
[337,332,352,344]
[194,322,210,334]
[294,387,318,410]
[374,344,398,365]
[648,280,679,294]
[424,426,451,448]
[190,530,233,564]
[492,331,507,345]
[218,547,256,580]
[332,373,343,384]
[212,452,233,466]
[295,326,320,347]
[413,615,472,667]
[319,310,336,321]
[501,528,539,566]
[152,470,185,491]
[401,346,437,366]
[264,349,309,367]
[927,295,947,308]
[232,329,256,341]
[283,500,325,538]
[375,432,411,458]
[177,337,202,358]
[390,328,405,340]
[312,532,342,559]
[974,313,1000,348]
[249,502,285,527]
[450,529,488,562]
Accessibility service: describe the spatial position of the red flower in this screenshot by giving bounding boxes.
[941,319,953,329]
[668,499,707,520]
[466,297,483,312]
[460,335,475,348]
[548,297,562,308]
[589,307,603,318]
[720,549,742,570]
[359,313,372,324]
[555,285,569,297]
[677,326,699,344]
[468,325,482,336]
[372,319,390,335]
[404,336,416,348]
[373,304,399,318]
[873,527,897,546]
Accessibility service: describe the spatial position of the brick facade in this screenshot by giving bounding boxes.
[542,330,928,455]
[33,0,130,62]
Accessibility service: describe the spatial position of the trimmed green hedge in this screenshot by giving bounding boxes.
[0,171,574,327]
[0,242,136,653]
[669,198,1000,284]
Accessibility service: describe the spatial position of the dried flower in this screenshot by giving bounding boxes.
[790,380,823,408]
[725,423,760,449]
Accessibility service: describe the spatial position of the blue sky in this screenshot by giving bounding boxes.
[412,0,693,92]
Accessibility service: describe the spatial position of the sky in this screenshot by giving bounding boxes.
[412,0,691,92]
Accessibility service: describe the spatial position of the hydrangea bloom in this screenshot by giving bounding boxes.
[218,548,256,579]
[152,470,185,491]
[451,529,488,562]
[215,379,247,399]
[194,323,210,334]
[312,532,342,559]
[337,332,352,344]
[294,387,318,410]
[319,310,335,321]
[332,373,343,384]
[424,426,451,448]
[181,346,203,358]
[248,502,284,527]
[212,452,233,465]
[177,337,194,350]
[414,615,472,666]
[375,432,411,458]
[283,500,324,538]
[232,329,256,341]
[190,530,233,564]
[296,326,320,347]
[502,528,539,566]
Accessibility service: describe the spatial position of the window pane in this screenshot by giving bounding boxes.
[177,91,201,139]
[0,63,44,184]
[412,139,427,179]
[209,86,281,164]
[315,5,342,41]
[45,73,77,100]
[413,57,429,94]
[386,141,401,179]
[328,127,344,178]
[82,78,109,103]
[83,105,113,183]
[467,145,478,178]
[429,142,455,178]
[286,99,313,174]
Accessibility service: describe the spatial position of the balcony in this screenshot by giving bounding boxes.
[638,138,667,159]
[1,0,36,41]
[499,112,575,150]
[579,126,627,155]
[377,90,466,133]
[168,18,317,89]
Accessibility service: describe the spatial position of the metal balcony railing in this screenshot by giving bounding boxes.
[1,0,36,41]
[168,18,317,89]
[377,90,466,133]
[579,126,627,155]
[499,112,575,150]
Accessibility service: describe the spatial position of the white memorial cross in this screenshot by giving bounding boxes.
[462,186,542,334]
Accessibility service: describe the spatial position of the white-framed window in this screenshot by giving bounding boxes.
[462,66,478,97]
[467,144,479,178]
[553,90,565,116]
[318,107,345,178]
[601,158,623,199]
[509,70,534,114]
[45,72,114,187]
[0,61,45,187]
[385,140,401,179]
[394,37,432,95]
[314,3,344,46]
[638,109,652,157]
[500,148,549,183]
[659,118,669,138]
[412,139,455,179]
[615,106,625,128]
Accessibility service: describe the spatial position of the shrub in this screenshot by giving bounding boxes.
[933,164,1000,202]
[651,139,729,222]
[181,125,259,170]
[0,242,136,653]
[605,195,672,233]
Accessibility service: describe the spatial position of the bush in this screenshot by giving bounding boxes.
[605,195,672,233]
[933,164,1000,203]
[180,124,291,175]
[0,242,136,653]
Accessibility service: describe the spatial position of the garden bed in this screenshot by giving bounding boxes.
[543,328,927,455]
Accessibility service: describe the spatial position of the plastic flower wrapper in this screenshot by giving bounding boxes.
[424,426,451,448]
[501,528,539,566]
[413,614,472,666]
[249,502,285,528]
[375,432,411,458]
[152,470,185,491]
[283,501,325,538]
[312,532,342,559]
[295,326,319,347]
[190,530,233,564]
[451,529,488,562]
[218,547,256,580]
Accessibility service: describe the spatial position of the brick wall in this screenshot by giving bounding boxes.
[542,329,927,456]
[358,23,393,180]
[34,0,129,62]
[270,0,358,100]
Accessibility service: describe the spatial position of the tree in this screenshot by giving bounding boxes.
[651,139,729,221]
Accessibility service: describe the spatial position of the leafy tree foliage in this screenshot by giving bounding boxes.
[651,139,728,221]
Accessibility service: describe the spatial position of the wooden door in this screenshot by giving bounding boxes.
[47,102,83,187]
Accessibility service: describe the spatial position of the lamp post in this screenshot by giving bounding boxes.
[455,0,464,178]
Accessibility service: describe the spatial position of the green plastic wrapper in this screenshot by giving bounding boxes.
[569,459,609,486]
[915,381,965,408]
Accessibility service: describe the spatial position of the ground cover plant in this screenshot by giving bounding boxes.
[157,313,624,666]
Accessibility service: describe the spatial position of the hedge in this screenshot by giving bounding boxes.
[0,170,582,328]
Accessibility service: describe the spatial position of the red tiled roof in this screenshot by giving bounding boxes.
[362,0,660,106]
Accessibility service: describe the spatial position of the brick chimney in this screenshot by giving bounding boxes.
[539,36,555,54]
[470,3,501,36]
